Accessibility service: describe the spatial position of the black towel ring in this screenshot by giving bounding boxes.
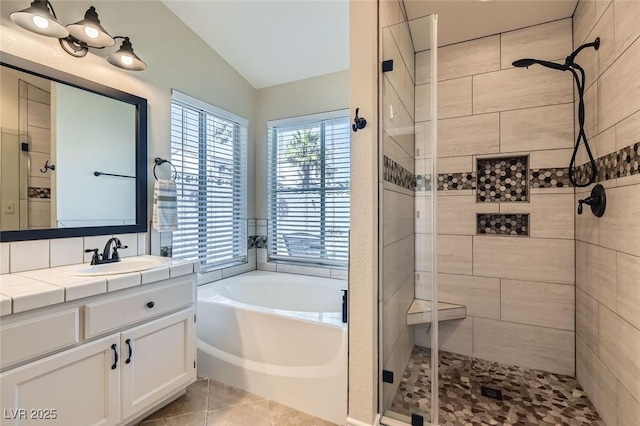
[153,157,177,181]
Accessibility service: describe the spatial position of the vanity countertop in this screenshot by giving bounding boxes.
[0,256,198,317]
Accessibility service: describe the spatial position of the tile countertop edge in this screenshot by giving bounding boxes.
[0,257,196,317]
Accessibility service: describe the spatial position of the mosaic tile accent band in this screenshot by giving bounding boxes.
[477,213,529,236]
[477,156,527,202]
[389,347,604,426]
[383,155,416,191]
[574,142,640,184]
[28,187,51,199]
[415,175,432,192]
[437,172,476,191]
[248,235,267,249]
[530,168,572,188]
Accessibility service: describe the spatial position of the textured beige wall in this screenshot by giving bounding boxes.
[414,18,577,377]
[573,1,640,425]
[347,0,379,423]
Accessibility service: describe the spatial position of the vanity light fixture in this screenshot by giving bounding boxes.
[9,0,147,71]
[9,0,68,38]
[107,37,147,71]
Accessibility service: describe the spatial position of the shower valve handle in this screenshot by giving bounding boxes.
[577,196,598,215]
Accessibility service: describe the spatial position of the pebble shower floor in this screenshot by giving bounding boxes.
[389,347,604,426]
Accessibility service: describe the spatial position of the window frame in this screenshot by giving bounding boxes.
[267,109,350,268]
[170,90,248,276]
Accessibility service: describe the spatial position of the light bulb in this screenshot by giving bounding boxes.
[84,26,99,39]
[121,55,133,65]
[32,15,49,29]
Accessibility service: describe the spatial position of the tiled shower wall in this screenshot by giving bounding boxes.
[414,18,577,376]
[379,0,416,411]
[573,0,640,425]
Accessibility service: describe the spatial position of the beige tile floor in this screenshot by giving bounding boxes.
[138,378,338,426]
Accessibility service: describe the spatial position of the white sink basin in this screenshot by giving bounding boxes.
[70,256,172,276]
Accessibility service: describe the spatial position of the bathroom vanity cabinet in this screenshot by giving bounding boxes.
[0,268,197,426]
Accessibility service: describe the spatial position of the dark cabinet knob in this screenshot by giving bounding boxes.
[146,301,155,309]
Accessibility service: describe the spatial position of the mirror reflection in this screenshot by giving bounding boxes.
[0,64,137,231]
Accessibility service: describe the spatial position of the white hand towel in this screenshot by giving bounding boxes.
[152,179,178,232]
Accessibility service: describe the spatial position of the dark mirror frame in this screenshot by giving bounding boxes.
[0,53,148,242]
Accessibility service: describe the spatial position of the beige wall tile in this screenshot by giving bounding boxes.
[616,110,640,151]
[416,317,473,357]
[473,237,574,284]
[383,189,414,247]
[473,66,573,114]
[582,81,598,138]
[383,76,414,156]
[9,240,49,272]
[438,235,472,275]
[576,241,616,310]
[501,104,574,153]
[437,156,473,174]
[415,83,431,122]
[438,195,498,235]
[474,318,574,375]
[599,306,640,403]
[394,20,415,83]
[591,126,617,160]
[415,194,432,235]
[415,233,432,273]
[614,0,640,56]
[598,37,640,132]
[438,273,500,320]
[576,288,599,354]
[576,336,619,426]
[379,0,403,29]
[575,193,599,244]
[501,19,572,69]
[27,100,50,129]
[595,0,613,20]
[574,0,597,46]
[382,326,414,411]
[414,270,432,300]
[599,184,640,257]
[438,113,499,157]
[594,2,616,77]
[439,35,500,81]
[382,274,414,361]
[504,194,574,240]
[619,382,640,426]
[438,77,472,119]
[383,133,414,173]
[529,148,574,169]
[617,251,640,330]
[415,49,431,86]
[383,235,415,301]
[501,279,574,330]
[382,27,414,119]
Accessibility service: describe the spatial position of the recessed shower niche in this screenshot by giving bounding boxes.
[476,156,528,202]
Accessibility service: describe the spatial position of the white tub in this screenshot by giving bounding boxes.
[196,271,347,424]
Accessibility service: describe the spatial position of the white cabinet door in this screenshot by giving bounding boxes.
[120,308,195,421]
[1,334,120,426]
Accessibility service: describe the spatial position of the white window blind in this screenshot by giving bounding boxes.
[267,110,350,267]
[170,91,247,272]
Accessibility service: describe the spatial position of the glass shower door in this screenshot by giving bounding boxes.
[379,9,438,426]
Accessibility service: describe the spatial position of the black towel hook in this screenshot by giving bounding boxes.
[40,160,55,173]
[352,108,367,132]
[153,157,177,181]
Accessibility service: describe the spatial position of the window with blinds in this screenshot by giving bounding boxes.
[170,90,247,273]
[267,110,350,267]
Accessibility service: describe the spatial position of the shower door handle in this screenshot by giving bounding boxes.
[342,289,348,323]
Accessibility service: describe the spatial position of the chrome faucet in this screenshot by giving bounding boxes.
[84,237,128,265]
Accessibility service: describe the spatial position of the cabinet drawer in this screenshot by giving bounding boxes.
[84,277,194,339]
[1,308,80,369]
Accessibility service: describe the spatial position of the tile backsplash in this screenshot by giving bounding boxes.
[1,233,148,275]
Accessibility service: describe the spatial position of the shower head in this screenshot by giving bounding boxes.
[512,58,567,71]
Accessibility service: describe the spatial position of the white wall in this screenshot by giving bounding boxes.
[54,82,136,227]
[0,0,257,258]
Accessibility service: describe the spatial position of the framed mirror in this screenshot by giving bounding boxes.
[0,53,147,242]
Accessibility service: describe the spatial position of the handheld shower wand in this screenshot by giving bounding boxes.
[512,38,600,188]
